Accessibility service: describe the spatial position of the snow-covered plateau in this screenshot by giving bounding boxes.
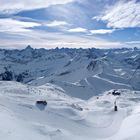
[0,46,140,140]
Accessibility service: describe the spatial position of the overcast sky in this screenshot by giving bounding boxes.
[0,0,140,49]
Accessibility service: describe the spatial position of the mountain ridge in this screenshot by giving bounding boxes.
[0,46,139,99]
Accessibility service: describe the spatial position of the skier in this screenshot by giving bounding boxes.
[114,100,118,111]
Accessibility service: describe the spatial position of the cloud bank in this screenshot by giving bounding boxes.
[0,0,75,14]
[0,0,139,49]
[94,0,140,28]
[90,29,115,34]
[0,18,40,32]
[68,27,87,33]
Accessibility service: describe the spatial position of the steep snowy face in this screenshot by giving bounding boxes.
[0,47,139,99]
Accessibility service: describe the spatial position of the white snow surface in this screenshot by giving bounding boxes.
[0,81,140,140]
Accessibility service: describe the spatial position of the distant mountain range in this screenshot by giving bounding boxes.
[0,46,139,99]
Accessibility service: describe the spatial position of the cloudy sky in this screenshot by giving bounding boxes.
[0,0,140,49]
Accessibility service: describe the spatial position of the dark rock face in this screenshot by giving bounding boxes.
[87,61,97,71]
[0,67,30,83]
[16,74,23,82]
[58,71,71,76]
[1,70,13,81]
[124,57,140,69]
[135,57,140,69]
[15,71,30,83]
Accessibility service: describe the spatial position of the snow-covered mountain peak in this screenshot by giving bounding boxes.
[24,45,33,51]
[0,47,139,99]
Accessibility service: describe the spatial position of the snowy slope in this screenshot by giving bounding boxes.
[0,47,139,100]
[0,47,140,139]
[0,81,140,140]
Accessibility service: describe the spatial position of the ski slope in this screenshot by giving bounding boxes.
[0,81,140,140]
